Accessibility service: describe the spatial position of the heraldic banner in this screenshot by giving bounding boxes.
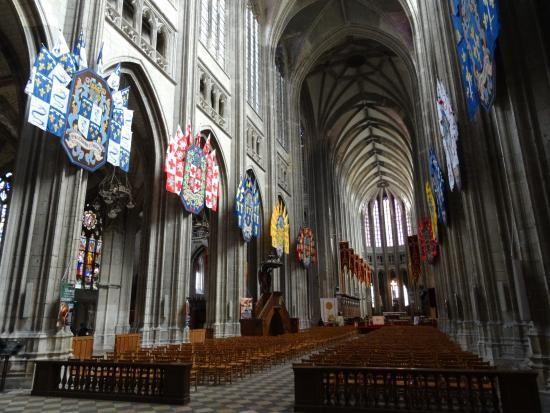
[451,0,500,117]
[235,174,261,242]
[436,80,461,191]
[296,227,317,268]
[429,149,447,226]
[270,200,289,257]
[181,145,207,214]
[25,30,134,173]
[63,70,111,171]
[407,235,422,283]
[166,127,220,214]
[418,217,438,264]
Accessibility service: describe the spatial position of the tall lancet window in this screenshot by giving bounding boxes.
[364,207,371,247]
[383,197,393,247]
[275,64,287,149]
[76,206,103,290]
[246,4,260,112]
[194,252,206,295]
[395,199,405,245]
[0,172,13,259]
[199,0,226,66]
[405,206,412,235]
[373,200,382,248]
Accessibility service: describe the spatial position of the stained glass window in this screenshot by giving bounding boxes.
[364,207,371,247]
[0,172,13,258]
[76,206,103,290]
[246,4,260,112]
[383,198,393,247]
[194,252,206,295]
[276,66,287,149]
[390,279,400,300]
[395,199,405,245]
[373,200,381,248]
[199,0,226,66]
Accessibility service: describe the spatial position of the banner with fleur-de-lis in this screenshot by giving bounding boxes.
[451,0,500,118]
[25,31,134,173]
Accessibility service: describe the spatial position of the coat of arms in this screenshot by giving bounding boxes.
[452,0,500,117]
[270,200,289,257]
[181,145,207,214]
[297,227,317,268]
[236,174,260,242]
[429,149,447,226]
[436,80,461,191]
[62,70,111,171]
[425,182,438,242]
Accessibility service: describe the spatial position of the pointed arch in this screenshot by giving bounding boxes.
[0,0,52,332]
[243,167,264,300]
[192,126,229,330]
[85,60,170,345]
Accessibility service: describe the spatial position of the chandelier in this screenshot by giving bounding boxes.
[95,168,135,219]
[192,212,210,240]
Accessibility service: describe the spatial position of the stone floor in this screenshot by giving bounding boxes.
[0,362,295,413]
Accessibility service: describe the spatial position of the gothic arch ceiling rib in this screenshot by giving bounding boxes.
[311,41,414,204]
[273,0,416,208]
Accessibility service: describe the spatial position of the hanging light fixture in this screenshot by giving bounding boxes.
[97,167,135,220]
[192,211,210,240]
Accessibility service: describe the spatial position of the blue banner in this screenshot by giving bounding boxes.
[451,0,500,117]
[429,149,447,226]
[235,175,261,242]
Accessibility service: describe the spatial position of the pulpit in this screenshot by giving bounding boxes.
[240,255,298,336]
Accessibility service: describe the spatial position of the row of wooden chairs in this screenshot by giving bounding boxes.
[298,326,492,370]
[99,326,357,388]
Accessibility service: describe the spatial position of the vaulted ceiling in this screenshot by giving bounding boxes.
[301,38,414,204]
[272,0,417,206]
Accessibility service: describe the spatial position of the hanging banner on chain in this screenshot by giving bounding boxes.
[235,174,261,242]
[165,127,220,214]
[425,181,438,242]
[25,31,134,173]
[451,0,500,117]
[26,47,71,137]
[436,80,461,191]
[205,149,220,211]
[63,69,111,171]
[407,235,422,283]
[296,227,317,268]
[270,200,289,257]
[418,218,438,264]
[429,149,447,226]
[180,145,207,214]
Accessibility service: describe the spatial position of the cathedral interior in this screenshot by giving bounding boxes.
[0,0,549,411]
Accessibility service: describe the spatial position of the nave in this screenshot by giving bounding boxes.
[1,0,550,410]
[3,325,546,412]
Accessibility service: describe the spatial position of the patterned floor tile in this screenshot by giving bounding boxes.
[0,361,298,412]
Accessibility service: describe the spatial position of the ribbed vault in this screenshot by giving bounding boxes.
[301,38,414,204]
[272,0,416,208]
